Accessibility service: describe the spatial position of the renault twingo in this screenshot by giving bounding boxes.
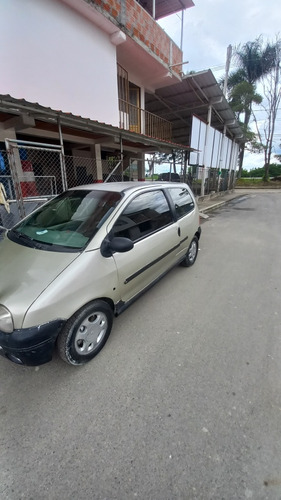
[0,182,201,366]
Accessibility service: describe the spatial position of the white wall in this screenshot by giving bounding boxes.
[190,115,238,171]
[190,117,205,166]
[0,0,119,126]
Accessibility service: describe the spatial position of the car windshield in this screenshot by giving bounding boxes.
[8,189,122,252]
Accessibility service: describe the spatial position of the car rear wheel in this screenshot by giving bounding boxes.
[57,300,113,366]
[181,236,198,267]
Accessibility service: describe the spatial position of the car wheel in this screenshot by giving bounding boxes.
[181,236,199,267]
[57,300,113,366]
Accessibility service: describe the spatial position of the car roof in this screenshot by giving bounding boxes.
[68,181,187,195]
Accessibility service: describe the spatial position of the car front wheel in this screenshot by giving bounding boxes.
[181,236,199,267]
[57,300,113,366]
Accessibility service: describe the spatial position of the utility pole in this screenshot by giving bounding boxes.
[223,45,232,97]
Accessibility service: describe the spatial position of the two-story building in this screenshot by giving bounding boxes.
[0,0,243,213]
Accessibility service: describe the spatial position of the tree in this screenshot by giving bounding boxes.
[251,40,281,180]
[241,164,281,178]
[153,150,185,174]
[226,37,278,176]
[228,81,262,122]
[228,81,264,156]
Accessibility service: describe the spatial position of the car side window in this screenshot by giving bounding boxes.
[112,190,173,242]
[168,187,195,219]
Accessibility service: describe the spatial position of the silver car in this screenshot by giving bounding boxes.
[0,182,201,366]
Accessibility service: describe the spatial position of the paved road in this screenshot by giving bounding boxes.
[1,192,281,500]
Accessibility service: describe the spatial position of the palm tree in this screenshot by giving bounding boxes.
[226,37,277,176]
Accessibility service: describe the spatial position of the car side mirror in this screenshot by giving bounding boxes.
[101,236,134,258]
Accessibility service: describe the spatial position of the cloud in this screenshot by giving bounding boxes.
[158,0,281,169]
[159,0,281,74]
[243,151,264,171]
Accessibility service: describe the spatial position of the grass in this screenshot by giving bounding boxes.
[236,177,281,188]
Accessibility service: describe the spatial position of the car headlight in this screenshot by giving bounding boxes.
[0,305,14,333]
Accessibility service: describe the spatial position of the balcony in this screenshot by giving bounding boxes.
[136,0,194,20]
[119,99,172,141]
[93,0,184,76]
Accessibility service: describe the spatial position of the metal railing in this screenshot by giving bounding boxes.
[119,99,172,141]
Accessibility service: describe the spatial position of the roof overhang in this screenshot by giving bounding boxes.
[138,0,194,20]
[0,94,193,154]
[146,69,245,145]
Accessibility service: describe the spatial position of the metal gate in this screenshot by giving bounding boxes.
[5,139,66,219]
[1,139,116,227]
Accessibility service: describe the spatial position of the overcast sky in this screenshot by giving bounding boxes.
[159,0,281,170]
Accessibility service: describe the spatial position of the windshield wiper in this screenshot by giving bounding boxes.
[8,229,44,250]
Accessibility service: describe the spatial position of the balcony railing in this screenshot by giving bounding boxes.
[119,99,172,142]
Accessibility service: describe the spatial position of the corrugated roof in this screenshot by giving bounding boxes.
[0,94,194,153]
[146,69,244,145]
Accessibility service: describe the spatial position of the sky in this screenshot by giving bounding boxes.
[159,0,281,171]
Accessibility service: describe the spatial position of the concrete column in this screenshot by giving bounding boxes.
[201,105,212,197]
[94,144,103,183]
[218,125,227,192]
[137,153,145,181]
[227,140,234,190]
[140,87,145,135]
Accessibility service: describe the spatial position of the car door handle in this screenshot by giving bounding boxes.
[178,227,181,237]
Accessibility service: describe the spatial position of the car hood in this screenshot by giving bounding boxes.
[0,236,79,328]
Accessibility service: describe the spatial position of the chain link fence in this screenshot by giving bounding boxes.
[0,143,124,227]
[150,164,236,197]
[64,154,98,188]
[0,146,131,202]
[188,166,235,196]
[0,141,237,229]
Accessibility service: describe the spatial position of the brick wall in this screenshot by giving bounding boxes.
[92,0,183,73]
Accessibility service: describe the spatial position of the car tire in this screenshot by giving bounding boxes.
[57,300,113,366]
[180,236,199,267]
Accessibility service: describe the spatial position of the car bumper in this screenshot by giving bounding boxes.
[0,319,65,366]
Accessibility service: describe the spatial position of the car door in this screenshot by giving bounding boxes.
[167,186,198,259]
[110,189,179,303]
